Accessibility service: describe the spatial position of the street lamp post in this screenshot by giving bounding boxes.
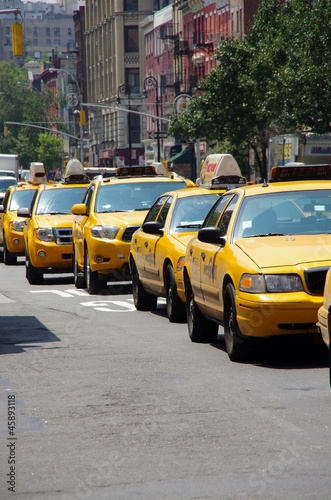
[117,84,132,167]
[143,76,161,163]
[49,67,84,164]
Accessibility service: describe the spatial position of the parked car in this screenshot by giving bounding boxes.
[129,155,245,322]
[72,165,195,294]
[0,177,18,204]
[17,159,90,284]
[183,163,331,362]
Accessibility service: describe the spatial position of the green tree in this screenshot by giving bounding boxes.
[35,133,64,172]
[169,0,331,180]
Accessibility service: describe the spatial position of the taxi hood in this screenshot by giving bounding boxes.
[96,210,148,226]
[35,214,74,227]
[236,234,331,268]
[171,232,198,250]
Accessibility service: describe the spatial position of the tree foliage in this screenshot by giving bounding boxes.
[169,0,331,180]
[35,133,64,170]
[0,61,60,168]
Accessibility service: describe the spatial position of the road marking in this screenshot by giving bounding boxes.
[30,290,73,297]
[0,293,14,303]
[64,289,88,296]
[81,300,136,312]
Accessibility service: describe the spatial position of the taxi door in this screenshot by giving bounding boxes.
[74,185,94,269]
[141,195,173,290]
[199,195,238,321]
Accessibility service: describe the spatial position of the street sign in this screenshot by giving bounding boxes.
[148,131,168,140]
[66,93,79,108]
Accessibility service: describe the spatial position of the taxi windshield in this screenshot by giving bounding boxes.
[234,190,331,238]
[9,189,36,211]
[95,181,186,213]
[170,193,221,233]
[35,187,87,215]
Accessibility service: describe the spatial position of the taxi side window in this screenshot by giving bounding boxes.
[217,195,238,236]
[145,196,170,224]
[2,190,10,211]
[83,186,94,215]
[157,197,173,226]
[204,194,235,228]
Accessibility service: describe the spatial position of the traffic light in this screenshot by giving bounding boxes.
[79,110,86,126]
[4,125,8,138]
[12,23,23,57]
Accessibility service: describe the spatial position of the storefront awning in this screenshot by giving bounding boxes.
[169,147,192,163]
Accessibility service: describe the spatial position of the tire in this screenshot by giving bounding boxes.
[131,261,157,311]
[84,247,100,294]
[74,249,86,289]
[26,253,43,285]
[165,264,186,323]
[223,283,249,362]
[3,238,17,265]
[186,279,218,343]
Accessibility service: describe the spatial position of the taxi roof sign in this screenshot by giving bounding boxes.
[63,158,90,184]
[116,166,158,177]
[198,154,242,185]
[29,162,46,185]
[270,164,331,182]
[210,174,247,189]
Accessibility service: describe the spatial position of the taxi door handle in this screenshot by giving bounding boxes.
[201,252,206,260]
[144,241,148,248]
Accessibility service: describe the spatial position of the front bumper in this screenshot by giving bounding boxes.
[236,291,323,338]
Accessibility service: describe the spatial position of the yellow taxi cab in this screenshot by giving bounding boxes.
[0,162,47,265]
[17,159,90,284]
[183,163,331,362]
[71,165,195,294]
[129,154,245,322]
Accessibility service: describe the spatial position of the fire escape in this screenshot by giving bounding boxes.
[159,24,193,95]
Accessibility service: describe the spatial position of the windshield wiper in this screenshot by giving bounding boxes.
[244,232,285,237]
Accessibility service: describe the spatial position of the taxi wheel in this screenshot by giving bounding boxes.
[186,280,218,343]
[224,283,248,362]
[26,254,43,285]
[85,247,101,295]
[166,265,186,323]
[74,250,86,289]
[3,238,16,265]
[131,262,157,311]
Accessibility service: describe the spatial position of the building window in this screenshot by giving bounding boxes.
[33,27,38,36]
[33,39,38,45]
[54,27,60,36]
[54,39,60,46]
[46,27,50,36]
[124,0,138,10]
[5,26,10,35]
[5,37,11,46]
[46,39,51,46]
[125,68,140,94]
[124,26,139,52]
[130,113,140,144]
[34,51,41,59]
[68,28,72,36]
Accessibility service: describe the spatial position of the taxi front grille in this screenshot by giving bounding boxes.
[122,225,140,242]
[53,228,72,245]
[304,267,330,295]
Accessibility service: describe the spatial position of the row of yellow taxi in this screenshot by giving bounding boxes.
[1,157,331,381]
[129,160,331,379]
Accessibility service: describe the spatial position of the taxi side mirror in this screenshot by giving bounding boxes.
[198,227,225,246]
[0,204,4,213]
[72,203,87,216]
[17,207,31,218]
[142,221,164,236]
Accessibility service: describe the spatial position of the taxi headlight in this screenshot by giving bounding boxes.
[90,225,120,240]
[239,274,304,293]
[11,220,26,232]
[34,228,54,242]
